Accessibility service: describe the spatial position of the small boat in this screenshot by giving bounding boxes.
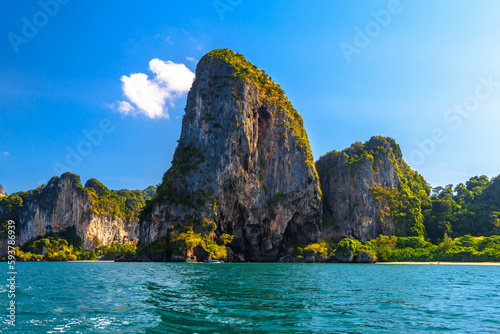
[210,259,221,263]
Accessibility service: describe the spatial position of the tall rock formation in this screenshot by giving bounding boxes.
[140,49,322,261]
[0,184,6,198]
[316,136,429,242]
[0,173,152,255]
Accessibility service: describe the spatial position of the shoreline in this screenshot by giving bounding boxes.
[377,261,500,265]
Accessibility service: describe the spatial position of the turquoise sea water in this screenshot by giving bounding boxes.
[1,263,500,333]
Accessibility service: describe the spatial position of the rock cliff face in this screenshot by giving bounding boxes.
[141,49,322,261]
[0,173,149,255]
[0,184,6,197]
[316,136,427,242]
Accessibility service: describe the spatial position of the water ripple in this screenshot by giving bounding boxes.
[1,262,500,333]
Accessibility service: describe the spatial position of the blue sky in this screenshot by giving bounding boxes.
[2,0,500,193]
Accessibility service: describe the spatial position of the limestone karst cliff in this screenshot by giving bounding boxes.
[140,49,323,261]
[316,136,430,242]
[0,184,6,198]
[1,51,438,262]
[0,173,153,255]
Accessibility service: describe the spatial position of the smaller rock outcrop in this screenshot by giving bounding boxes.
[0,173,154,256]
[355,251,377,263]
[0,184,6,198]
[335,249,354,263]
[316,136,429,242]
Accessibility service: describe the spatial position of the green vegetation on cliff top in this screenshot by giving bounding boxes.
[316,136,402,177]
[199,49,315,165]
[0,173,155,237]
[146,49,319,213]
[84,177,154,221]
[316,136,430,238]
[316,136,500,244]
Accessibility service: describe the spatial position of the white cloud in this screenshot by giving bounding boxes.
[118,101,135,114]
[121,72,170,119]
[119,59,195,119]
[3,152,9,156]
[186,56,197,64]
[149,59,195,94]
